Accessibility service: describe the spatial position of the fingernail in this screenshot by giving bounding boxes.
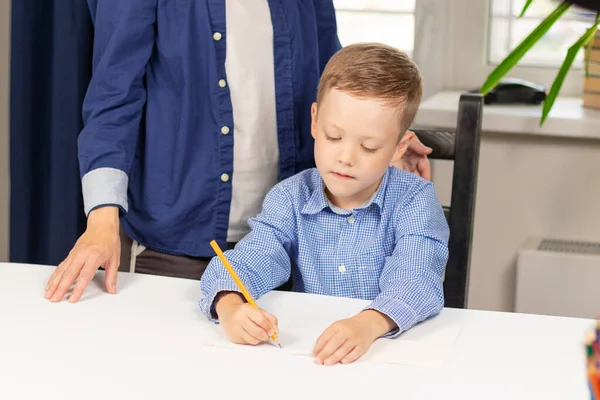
[325,359,333,366]
[315,358,322,365]
[268,330,274,337]
[51,295,58,302]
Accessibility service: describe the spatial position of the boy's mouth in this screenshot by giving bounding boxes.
[331,171,355,180]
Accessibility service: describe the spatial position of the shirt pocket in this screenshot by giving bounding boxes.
[354,232,394,268]
[351,245,387,299]
[354,244,387,272]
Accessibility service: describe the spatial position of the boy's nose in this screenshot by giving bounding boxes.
[337,146,355,167]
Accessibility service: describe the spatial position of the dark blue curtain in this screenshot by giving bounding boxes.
[10,1,93,265]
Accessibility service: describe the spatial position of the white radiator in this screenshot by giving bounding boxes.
[515,237,600,319]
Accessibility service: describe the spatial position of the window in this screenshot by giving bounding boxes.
[442,0,586,96]
[333,0,416,56]
[330,0,590,97]
[489,0,597,68]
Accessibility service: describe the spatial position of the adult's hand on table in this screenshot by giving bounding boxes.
[44,206,121,303]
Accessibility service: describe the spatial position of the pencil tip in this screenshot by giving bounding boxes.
[278,343,282,349]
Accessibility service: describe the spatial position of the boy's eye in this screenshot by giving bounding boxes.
[361,145,378,153]
[324,132,341,141]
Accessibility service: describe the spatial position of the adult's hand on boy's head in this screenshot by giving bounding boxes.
[44,206,121,303]
[216,294,279,346]
[391,130,432,181]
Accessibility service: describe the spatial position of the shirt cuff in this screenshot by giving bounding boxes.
[363,296,419,339]
[198,279,242,323]
[82,167,128,216]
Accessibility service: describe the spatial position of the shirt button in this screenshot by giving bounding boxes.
[348,216,355,224]
[213,32,222,41]
[218,79,227,88]
[221,173,230,182]
[221,126,230,134]
[338,265,346,273]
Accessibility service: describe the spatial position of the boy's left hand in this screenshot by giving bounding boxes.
[312,310,396,366]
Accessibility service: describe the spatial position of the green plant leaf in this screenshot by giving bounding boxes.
[480,1,571,94]
[519,0,535,18]
[541,19,600,125]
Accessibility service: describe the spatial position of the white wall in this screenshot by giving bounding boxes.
[430,132,600,312]
[412,0,449,101]
[0,0,10,262]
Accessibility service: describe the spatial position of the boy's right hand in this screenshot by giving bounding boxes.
[215,292,279,346]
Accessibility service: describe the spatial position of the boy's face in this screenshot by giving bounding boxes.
[311,89,411,209]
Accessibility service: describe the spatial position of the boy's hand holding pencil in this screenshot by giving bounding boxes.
[215,292,280,346]
[209,240,281,347]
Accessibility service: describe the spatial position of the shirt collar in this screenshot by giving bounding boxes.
[301,167,391,215]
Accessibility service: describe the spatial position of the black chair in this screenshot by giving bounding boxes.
[412,93,484,309]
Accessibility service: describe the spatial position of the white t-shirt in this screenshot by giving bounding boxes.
[225,0,280,242]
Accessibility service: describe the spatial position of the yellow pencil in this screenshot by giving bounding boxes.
[209,240,281,348]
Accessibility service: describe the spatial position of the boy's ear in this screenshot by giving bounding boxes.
[391,130,414,164]
[310,102,318,139]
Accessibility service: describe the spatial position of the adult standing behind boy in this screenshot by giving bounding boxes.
[199,43,450,366]
[44,0,432,303]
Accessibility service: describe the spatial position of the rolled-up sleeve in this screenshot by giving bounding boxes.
[365,183,450,338]
[78,0,157,216]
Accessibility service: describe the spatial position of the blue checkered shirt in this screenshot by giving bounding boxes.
[198,166,450,338]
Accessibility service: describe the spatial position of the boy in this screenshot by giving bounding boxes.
[198,43,450,366]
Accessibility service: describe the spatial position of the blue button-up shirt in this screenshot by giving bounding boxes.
[199,167,450,337]
[79,0,341,257]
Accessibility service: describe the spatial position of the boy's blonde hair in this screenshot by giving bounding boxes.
[316,42,423,135]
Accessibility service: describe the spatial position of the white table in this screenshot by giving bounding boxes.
[0,263,591,400]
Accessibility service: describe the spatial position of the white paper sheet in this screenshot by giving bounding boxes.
[197,291,463,367]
